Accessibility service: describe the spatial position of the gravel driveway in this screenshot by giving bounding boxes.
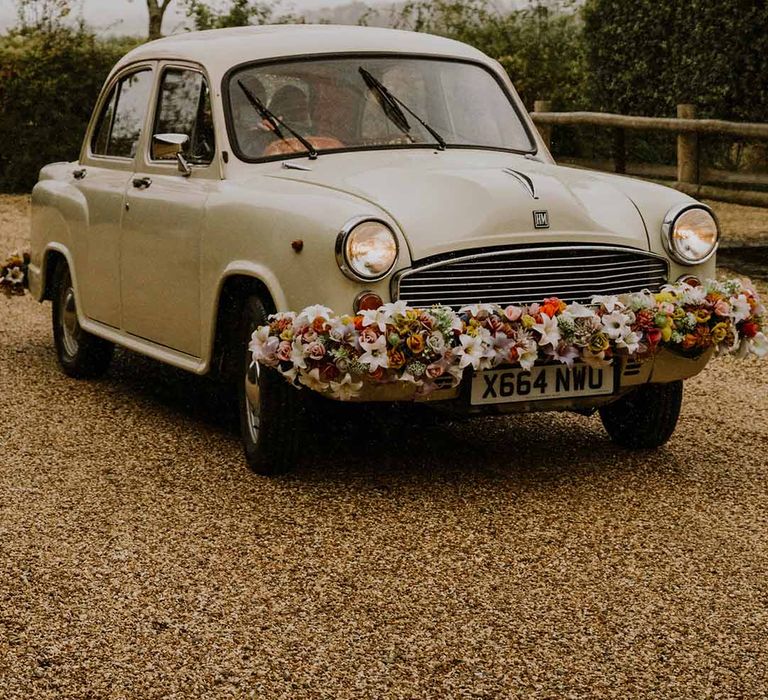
[2,197,767,698]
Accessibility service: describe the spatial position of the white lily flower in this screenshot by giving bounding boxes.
[681,287,707,305]
[295,305,333,326]
[729,295,751,324]
[329,374,363,400]
[616,330,641,354]
[566,302,598,319]
[360,307,392,332]
[454,334,485,370]
[328,318,355,343]
[532,313,561,347]
[591,295,625,313]
[545,343,579,367]
[5,266,24,285]
[459,303,496,318]
[249,326,280,365]
[359,334,389,371]
[381,300,409,319]
[518,342,538,370]
[601,310,632,340]
[289,338,308,370]
[299,368,329,392]
[270,311,296,324]
[490,332,514,366]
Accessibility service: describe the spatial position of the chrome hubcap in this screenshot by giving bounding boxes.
[61,287,80,357]
[244,350,261,444]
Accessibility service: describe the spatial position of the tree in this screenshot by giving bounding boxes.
[14,0,71,31]
[183,0,301,30]
[146,0,174,40]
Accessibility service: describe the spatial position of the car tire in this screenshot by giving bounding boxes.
[236,295,311,475]
[52,264,114,379]
[599,380,683,449]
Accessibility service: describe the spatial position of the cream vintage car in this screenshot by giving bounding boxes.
[29,25,720,474]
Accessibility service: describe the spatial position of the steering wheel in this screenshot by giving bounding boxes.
[263,136,345,157]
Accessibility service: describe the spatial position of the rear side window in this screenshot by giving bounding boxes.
[91,69,154,159]
[151,68,215,165]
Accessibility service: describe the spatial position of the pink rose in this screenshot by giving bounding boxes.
[425,363,445,380]
[360,327,379,345]
[504,305,523,322]
[277,341,292,362]
[714,300,730,317]
[307,341,326,361]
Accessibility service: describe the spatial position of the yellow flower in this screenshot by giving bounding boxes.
[711,322,729,344]
[673,308,687,321]
[693,309,711,324]
[588,332,610,353]
[522,314,536,329]
[280,328,294,341]
[661,325,672,342]
[655,291,675,304]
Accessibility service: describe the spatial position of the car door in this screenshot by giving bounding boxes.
[120,64,219,357]
[75,66,154,328]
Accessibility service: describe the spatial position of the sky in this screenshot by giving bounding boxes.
[0,0,368,35]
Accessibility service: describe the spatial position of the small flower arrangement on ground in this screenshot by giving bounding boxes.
[1,251,29,298]
[251,278,767,400]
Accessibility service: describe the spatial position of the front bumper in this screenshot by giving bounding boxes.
[342,348,713,413]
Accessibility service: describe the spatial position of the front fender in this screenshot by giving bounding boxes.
[199,176,412,367]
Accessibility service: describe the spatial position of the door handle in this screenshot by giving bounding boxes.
[73,168,87,180]
[132,176,152,190]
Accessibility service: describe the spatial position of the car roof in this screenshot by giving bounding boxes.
[115,24,491,76]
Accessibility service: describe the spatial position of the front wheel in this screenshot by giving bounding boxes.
[599,380,683,449]
[236,296,311,475]
[52,264,114,379]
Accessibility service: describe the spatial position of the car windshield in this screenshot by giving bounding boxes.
[227,56,535,161]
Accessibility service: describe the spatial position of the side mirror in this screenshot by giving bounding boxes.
[152,133,193,177]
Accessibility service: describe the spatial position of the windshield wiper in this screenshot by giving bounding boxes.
[359,67,447,151]
[237,80,318,160]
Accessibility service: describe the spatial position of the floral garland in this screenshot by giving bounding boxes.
[251,278,767,401]
[1,251,29,298]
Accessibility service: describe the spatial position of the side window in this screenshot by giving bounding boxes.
[91,69,154,159]
[151,68,215,165]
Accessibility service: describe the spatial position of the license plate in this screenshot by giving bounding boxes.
[471,364,615,405]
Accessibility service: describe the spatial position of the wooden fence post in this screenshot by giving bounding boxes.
[677,103,699,185]
[612,128,627,174]
[534,100,552,150]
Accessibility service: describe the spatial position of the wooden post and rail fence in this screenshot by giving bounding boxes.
[530,101,768,208]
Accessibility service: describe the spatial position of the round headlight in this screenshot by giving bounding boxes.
[337,218,398,281]
[663,205,719,264]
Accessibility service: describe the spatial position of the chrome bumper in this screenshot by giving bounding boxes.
[341,348,713,410]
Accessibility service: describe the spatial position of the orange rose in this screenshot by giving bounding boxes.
[681,334,698,350]
[540,297,565,319]
[406,334,425,354]
[353,316,365,331]
[388,349,406,369]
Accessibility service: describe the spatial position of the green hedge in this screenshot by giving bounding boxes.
[0,26,138,192]
[583,0,768,122]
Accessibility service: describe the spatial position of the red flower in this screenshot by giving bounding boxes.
[741,321,759,339]
[645,328,662,348]
[320,363,340,382]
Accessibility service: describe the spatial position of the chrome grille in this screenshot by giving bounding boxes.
[395,246,669,309]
